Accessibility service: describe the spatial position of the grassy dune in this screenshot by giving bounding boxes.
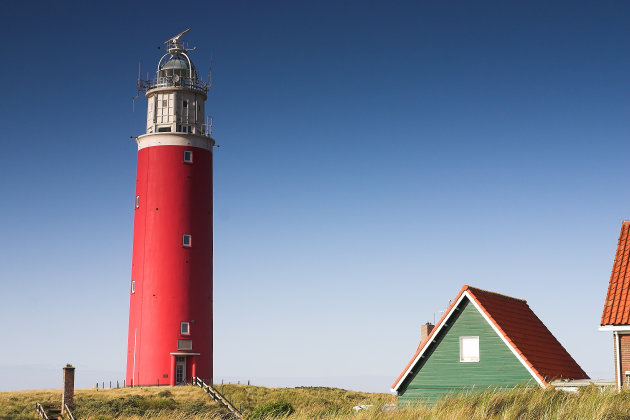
[2,384,630,419]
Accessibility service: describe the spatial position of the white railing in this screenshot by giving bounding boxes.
[138,77,209,94]
[193,377,243,419]
[35,403,49,420]
[64,403,75,420]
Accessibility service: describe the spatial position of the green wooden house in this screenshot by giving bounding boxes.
[391,285,588,405]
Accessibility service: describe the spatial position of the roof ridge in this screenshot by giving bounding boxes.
[465,285,526,303]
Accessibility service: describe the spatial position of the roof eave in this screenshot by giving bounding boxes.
[599,325,630,331]
[391,285,471,392]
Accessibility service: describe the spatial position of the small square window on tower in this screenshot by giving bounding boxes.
[183,150,193,163]
[460,336,480,362]
[181,322,190,335]
[182,234,192,247]
[135,195,140,209]
[131,280,135,294]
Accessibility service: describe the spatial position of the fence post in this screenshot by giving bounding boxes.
[96,383,98,390]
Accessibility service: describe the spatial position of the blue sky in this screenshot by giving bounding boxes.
[1,1,629,392]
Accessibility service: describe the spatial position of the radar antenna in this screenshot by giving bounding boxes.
[164,28,191,45]
[164,28,193,54]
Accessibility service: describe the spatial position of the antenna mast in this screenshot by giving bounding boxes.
[132,62,141,112]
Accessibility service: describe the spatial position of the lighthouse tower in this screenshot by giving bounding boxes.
[126,29,214,386]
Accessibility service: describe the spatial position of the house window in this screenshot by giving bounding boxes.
[183,150,193,163]
[131,281,135,294]
[182,234,192,247]
[460,336,479,362]
[181,322,190,335]
[135,195,140,209]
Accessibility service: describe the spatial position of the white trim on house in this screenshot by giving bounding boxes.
[599,325,630,332]
[615,332,621,391]
[391,291,469,393]
[391,290,545,393]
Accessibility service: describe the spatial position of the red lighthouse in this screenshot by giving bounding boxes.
[126,29,214,386]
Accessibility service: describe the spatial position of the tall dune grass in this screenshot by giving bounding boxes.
[1,384,629,419]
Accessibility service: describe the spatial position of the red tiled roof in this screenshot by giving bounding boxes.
[601,221,630,325]
[392,285,588,390]
[467,286,588,383]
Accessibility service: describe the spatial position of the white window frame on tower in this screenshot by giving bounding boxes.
[181,322,190,335]
[183,150,193,163]
[131,280,135,294]
[182,234,192,247]
[135,195,140,209]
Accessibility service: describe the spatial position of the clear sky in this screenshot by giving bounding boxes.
[1,0,629,392]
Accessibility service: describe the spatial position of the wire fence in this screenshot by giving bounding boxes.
[93,378,253,390]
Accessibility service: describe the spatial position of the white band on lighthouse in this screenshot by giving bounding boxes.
[137,133,214,151]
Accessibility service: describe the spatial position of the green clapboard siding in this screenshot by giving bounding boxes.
[398,298,536,406]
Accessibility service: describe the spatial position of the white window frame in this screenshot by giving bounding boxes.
[183,150,193,163]
[182,234,192,247]
[135,195,140,209]
[181,322,190,335]
[459,336,480,363]
[131,280,135,294]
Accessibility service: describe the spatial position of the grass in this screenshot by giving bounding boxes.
[2,384,630,419]
[0,386,225,420]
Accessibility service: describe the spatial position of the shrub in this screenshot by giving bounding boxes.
[250,401,295,419]
[157,390,173,398]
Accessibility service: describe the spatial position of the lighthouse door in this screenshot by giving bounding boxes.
[175,356,186,385]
